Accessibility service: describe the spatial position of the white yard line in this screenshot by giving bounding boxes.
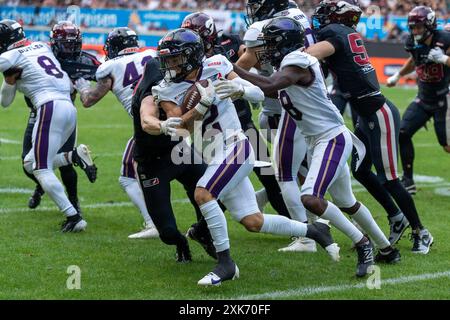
[0,187,34,194]
[0,138,21,145]
[0,198,191,214]
[231,270,450,300]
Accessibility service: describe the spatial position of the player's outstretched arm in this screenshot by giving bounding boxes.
[140,95,165,135]
[235,46,260,71]
[233,64,307,97]
[305,41,336,61]
[214,71,264,103]
[387,57,415,87]
[75,76,112,108]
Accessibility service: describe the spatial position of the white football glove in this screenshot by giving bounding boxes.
[160,117,182,137]
[74,78,90,93]
[214,78,244,100]
[386,72,400,87]
[196,79,215,107]
[427,47,449,64]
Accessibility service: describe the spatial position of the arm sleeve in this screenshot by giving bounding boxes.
[95,61,112,80]
[0,81,17,108]
[0,51,16,72]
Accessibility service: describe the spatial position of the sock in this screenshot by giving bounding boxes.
[255,188,268,212]
[59,165,78,201]
[278,180,307,222]
[33,169,77,217]
[200,200,229,252]
[353,169,400,218]
[351,203,390,249]
[399,131,414,179]
[321,201,364,244]
[384,179,422,230]
[260,214,307,237]
[119,176,153,225]
[53,152,72,168]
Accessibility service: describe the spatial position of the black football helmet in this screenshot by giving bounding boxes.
[157,28,204,83]
[181,12,218,52]
[407,6,437,44]
[104,27,139,60]
[50,21,82,60]
[256,16,305,69]
[0,19,26,54]
[245,0,290,25]
[311,0,362,30]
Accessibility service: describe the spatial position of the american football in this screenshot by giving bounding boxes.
[180,79,209,114]
[0,0,449,307]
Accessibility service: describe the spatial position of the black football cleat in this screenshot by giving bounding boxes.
[61,214,87,233]
[375,247,401,264]
[28,186,44,209]
[72,144,97,183]
[186,222,217,260]
[355,239,374,277]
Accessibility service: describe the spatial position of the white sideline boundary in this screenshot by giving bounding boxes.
[0,199,190,214]
[231,270,450,300]
[0,138,21,145]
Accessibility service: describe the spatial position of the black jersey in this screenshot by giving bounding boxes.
[131,58,179,161]
[316,24,383,116]
[60,51,101,81]
[405,30,450,103]
[212,33,242,63]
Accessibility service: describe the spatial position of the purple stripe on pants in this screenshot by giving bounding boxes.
[205,139,251,198]
[278,112,297,181]
[122,139,136,178]
[34,101,54,170]
[313,133,346,198]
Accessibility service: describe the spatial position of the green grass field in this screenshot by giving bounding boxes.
[0,86,449,300]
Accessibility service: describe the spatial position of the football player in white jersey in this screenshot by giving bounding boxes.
[233,17,402,276]
[153,28,338,286]
[0,20,97,232]
[237,0,323,252]
[74,27,159,239]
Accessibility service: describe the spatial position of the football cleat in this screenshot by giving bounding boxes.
[186,222,217,260]
[355,239,374,277]
[401,176,417,195]
[198,264,239,287]
[375,247,401,264]
[28,186,44,209]
[72,144,97,183]
[388,212,410,245]
[325,243,341,262]
[411,229,433,254]
[61,214,87,233]
[278,237,317,253]
[128,223,159,239]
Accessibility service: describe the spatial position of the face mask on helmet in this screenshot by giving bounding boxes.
[255,34,283,68]
[159,47,196,83]
[245,0,285,26]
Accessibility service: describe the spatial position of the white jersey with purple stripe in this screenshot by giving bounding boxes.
[279,50,345,137]
[152,54,242,142]
[96,49,157,116]
[244,8,314,116]
[0,42,72,107]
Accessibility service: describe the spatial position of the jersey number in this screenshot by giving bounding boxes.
[347,33,370,66]
[37,56,64,79]
[202,104,222,134]
[416,64,444,83]
[279,90,302,121]
[123,56,153,87]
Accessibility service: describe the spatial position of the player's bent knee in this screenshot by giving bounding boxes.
[194,187,214,205]
[301,195,326,215]
[240,213,264,232]
[119,176,135,190]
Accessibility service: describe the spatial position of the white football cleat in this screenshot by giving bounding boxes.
[278,237,317,252]
[325,243,341,262]
[197,265,239,287]
[128,224,159,239]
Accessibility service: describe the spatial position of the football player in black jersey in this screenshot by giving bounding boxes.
[386,6,450,195]
[131,57,216,262]
[181,12,292,220]
[307,0,433,254]
[23,21,100,212]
